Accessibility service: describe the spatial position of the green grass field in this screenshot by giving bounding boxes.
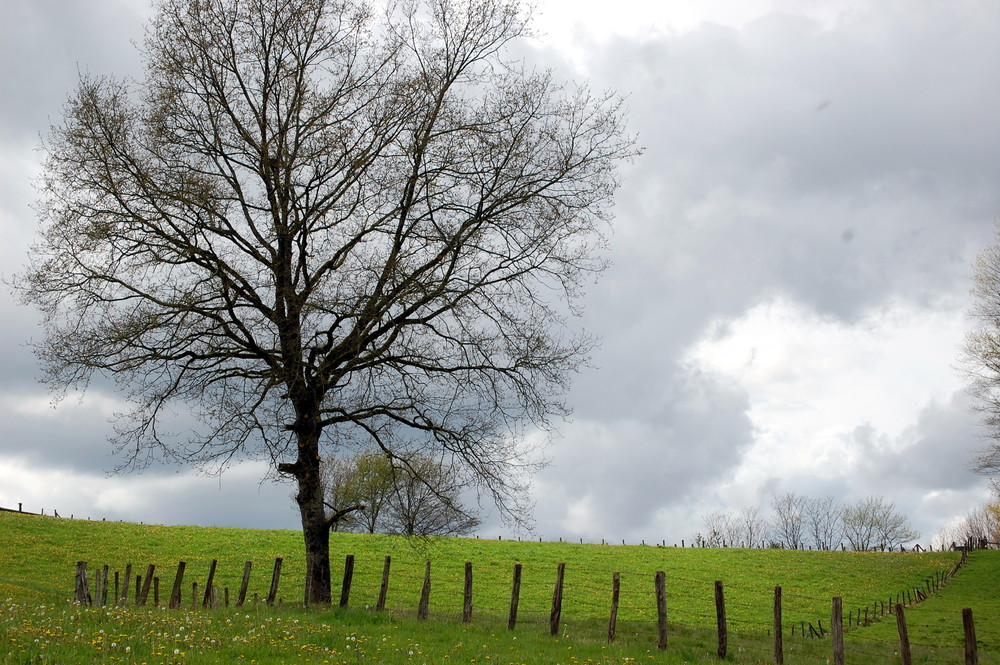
[1,510,996,664]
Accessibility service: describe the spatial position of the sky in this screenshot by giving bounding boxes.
[1,0,998,547]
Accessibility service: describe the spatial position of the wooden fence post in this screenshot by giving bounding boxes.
[655,571,668,650]
[202,559,218,608]
[550,562,565,636]
[773,586,783,665]
[418,560,431,620]
[895,603,912,665]
[134,574,141,605]
[154,576,160,606]
[963,608,979,665]
[139,564,155,605]
[463,562,473,623]
[266,558,282,606]
[119,564,132,606]
[236,561,252,608]
[74,561,92,606]
[608,572,620,643]
[340,555,355,608]
[169,562,186,609]
[377,556,391,612]
[831,597,844,665]
[508,563,522,630]
[101,565,109,606]
[715,580,727,659]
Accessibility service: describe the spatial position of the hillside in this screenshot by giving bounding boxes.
[1,510,995,664]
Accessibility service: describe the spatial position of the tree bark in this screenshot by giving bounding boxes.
[291,428,332,605]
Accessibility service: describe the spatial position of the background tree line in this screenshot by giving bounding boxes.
[699,493,920,552]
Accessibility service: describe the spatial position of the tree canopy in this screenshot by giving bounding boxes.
[17,0,636,603]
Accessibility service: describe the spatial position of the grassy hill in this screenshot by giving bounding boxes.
[1,510,996,664]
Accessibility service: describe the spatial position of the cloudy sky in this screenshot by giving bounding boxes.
[1,0,998,546]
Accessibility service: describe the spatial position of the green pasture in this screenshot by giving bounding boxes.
[0,510,996,664]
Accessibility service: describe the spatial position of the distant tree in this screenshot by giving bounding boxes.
[842,495,918,551]
[16,0,636,604]
[738,505,768,548]
[323,451,479,536]
[804,495,843,551]
[382,454,481,537]
[321,453,394,533]
[770,492,807,549]
[935,491,1000,549]
[702,511,737,547]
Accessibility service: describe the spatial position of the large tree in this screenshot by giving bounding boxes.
[17,0,635,604]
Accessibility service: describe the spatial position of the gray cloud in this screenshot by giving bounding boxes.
[2,1,999,541]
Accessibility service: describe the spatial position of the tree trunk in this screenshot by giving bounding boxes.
[291,428,332,605]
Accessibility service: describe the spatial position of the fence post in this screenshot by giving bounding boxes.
[608,572,620,643]
[236,561,252,608]
[169,562,186,609]
[74,561,92,606]
[963,608,979,665]
[774,586,783,665]
[418,560,431,620]
[266,558,282,606]
[101,565,109,606]
[463,562,473,623]
[895,603,912,665]
[715,580,727,658]
[831,597,844,665]
[119,564,133,606]
[377,556,391,612]
[139,564,155,605]
[655,571,668,650]
[134,573,142,605]
[508,563,522,630]
[550,562,565,636]
[340,555,355,608]
[202,559,218,608]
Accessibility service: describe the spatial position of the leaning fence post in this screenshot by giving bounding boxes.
[655,571,668,650]
[236,561,252,608]
[895,603,912,665]
[831,597,844,665]
[418,560,431,620]
[508,563,522,630]
[550,563,565,636]
[119,564,133,606]
[169,562,186,609]
[139,564,155,605]
[715,580,727,658]
[340,555,355,608]
[608,572,620,643]
[376,556,391,612]
[202,559,218,608]
[266,558,282,606]
[774,586,783,665]
[963,608,979,665]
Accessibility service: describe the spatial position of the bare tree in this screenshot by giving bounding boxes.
[323,450,479,536]
[962,223,1000,484]
[770,492,807,550]
[842,495,918,551]
[738,505,768,548]
[804,495,843,551]
[15,0,636,604]
[382,453,481,536]
[702,511,738,547]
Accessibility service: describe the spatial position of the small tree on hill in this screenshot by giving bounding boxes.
[842,495,918,551]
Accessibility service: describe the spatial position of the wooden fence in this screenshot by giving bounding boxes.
[73,545,984,665]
